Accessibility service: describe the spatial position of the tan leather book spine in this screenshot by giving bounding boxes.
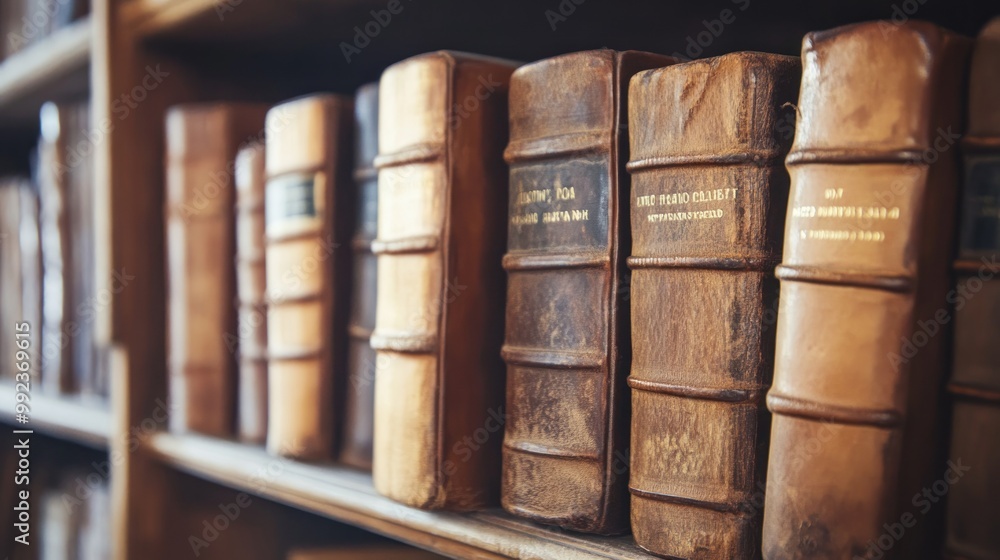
[235,141,268,444]
[944,17,1000,560]
[500,49,676,535]
[340,83,379,470]
[38,102,76,394]
[265,94,354,460]
[627,52,799,558]
[165,102,268,437]
[372,51,517,510]
[762,22,970,560]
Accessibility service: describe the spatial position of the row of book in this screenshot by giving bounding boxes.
[165,19,999,560]
[0,101,104,397]
[0,0,88,60]
[1,459,110,560]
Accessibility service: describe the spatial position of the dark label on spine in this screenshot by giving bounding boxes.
[266,173,318,227]
[961,156,1000,253]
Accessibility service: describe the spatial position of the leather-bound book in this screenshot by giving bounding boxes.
[944,17,1000,560]
[265,95,354,460]
[37,102,77,394]
[762,22,970,560]
[340,83,379,470]
[627,52,799,558]
[235,141,268,444]
[372,51,517,509]
[165,103,268,436]
[500,49,675,535]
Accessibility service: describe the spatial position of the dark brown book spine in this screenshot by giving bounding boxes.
[235,141,268,444]
[627,52,799,558]
[165,103,268,437]
[340,83,379,470]
[944,17,1000,560]
[763,22,970,560]
[500,49,675,534]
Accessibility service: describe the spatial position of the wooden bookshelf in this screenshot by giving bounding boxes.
[0,0,985,558]
[146,432,655,560]
[0,383,111,449]
[0,16,91,128]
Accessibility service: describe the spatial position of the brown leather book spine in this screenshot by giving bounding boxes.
[265,95,354,460]
[372,51,516,510]
[38,102,76,394]
[235,141,268,444]
[165,103,268,437]
[627,52,799,558]
[340,83,379,470]
[944,17,1000,560]
[762,22,970,560]
[500,49,675,535]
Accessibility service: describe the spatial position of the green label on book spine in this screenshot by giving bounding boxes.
[961,155,1000,254]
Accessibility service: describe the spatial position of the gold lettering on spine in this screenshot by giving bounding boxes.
[511,175,590,227]
[635,187,737,225]
[789,186,900,243]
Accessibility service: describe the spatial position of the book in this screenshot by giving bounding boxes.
[165,102,268,437]
[627,51,799,558]
[265,94,354,460]
[235,140,268,444]
[371,51,517,509]
[944,17,1000,560]
[0,178,41,383]
[500,49,675,535]
[37,102,85,394]
[762,22,970,560]
[340,82,379,470]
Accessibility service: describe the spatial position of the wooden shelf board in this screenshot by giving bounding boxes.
[0,17,92,129]
[0,383,111,449]
[146,432,656,560]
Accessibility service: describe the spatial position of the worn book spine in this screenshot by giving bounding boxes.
[265,94,354,460]
[500,49,675,535]
[235,141,268,444]
[67,101,96,396]
[944,17,1000,560]
[372,51,516,510]
[340,83,379,470]
[38,102,75,394]
[166,103,268,436]
[762,22,970,560]
[627,52,799,559]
